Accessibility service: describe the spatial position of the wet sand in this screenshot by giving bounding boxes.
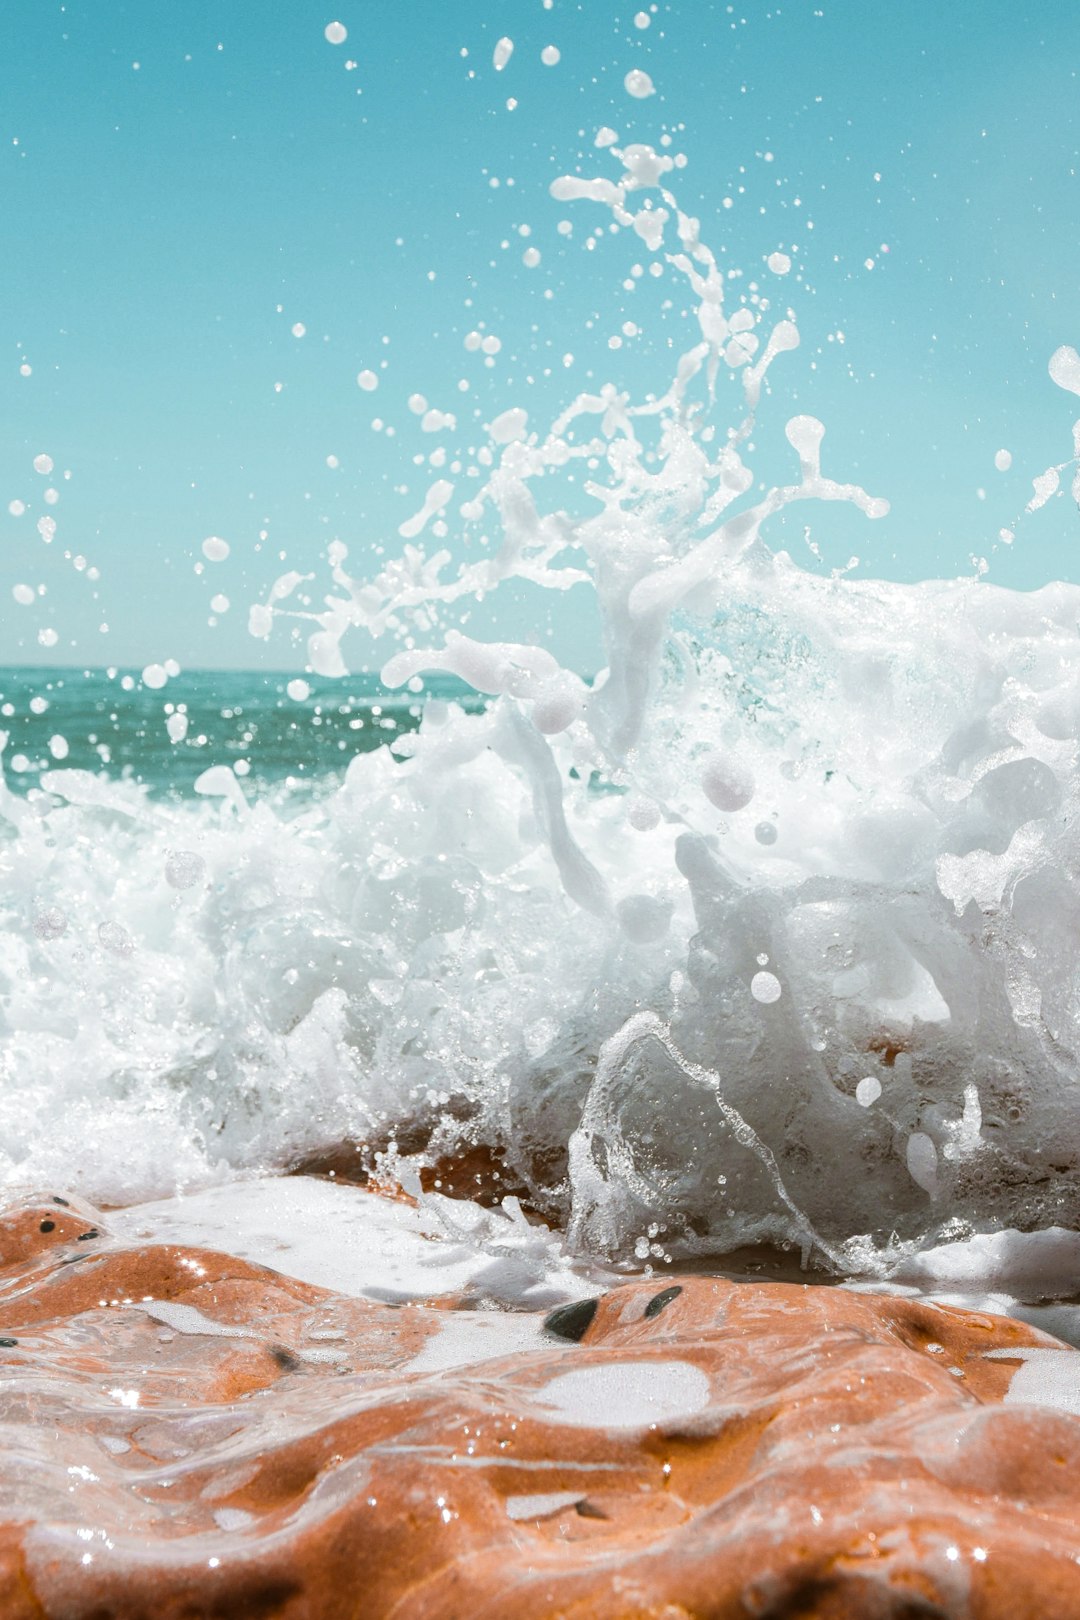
[4,1188,1080,1618]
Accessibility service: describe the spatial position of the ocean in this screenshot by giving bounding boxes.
[0,666,487,798]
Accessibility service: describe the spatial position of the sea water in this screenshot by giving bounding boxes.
[6,129,1080,1292]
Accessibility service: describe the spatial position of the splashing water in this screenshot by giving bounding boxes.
[5,135,1080,1279]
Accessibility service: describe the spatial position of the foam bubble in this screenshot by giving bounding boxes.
[1049,345,1080,396]
[98,921,134,958]
[164,850,206,891]
[701,754,755,812]
[750,971,782,1005]
[624,68,655,98]
[32,906,68,941]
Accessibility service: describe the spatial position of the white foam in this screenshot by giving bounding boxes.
[894,1228,1080,1301]
[984,1347,1080,1414]
[505,1491,584,1520]
[530,1361,710,1428]
[403,1312,544,1374]
[110,1178,591,1307]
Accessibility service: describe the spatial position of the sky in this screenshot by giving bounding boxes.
[3,0,1080,673]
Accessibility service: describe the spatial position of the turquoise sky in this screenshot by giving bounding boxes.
[4,0,1080,672]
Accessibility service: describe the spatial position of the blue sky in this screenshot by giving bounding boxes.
[3,0,1080,672]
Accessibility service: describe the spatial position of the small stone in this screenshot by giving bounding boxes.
[643,1285,683,1319]
[543,1298,600,1343]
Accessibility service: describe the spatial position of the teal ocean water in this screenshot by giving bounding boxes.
[0,666,486,797]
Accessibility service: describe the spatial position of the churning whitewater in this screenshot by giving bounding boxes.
[5,140,1080,1277]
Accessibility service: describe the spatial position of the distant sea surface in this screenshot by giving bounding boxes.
[0,666,486,797]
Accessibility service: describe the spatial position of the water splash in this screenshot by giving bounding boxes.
[4,140,1080,1277]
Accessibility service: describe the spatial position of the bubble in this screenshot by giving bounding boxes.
[98,921,134,958]
[324,20,347,44]
[286,678,311,702]
[541,45,561,65]
[627,796,661,831]
[754,821,778,845]
[32,453,54,475]
[357,369,379,391]
[33,906,68,941]
[1049,345,1080,397]
[855,1076,882,1107]
[701,753,755,812]
[141,663,168,690]
[202,536,229,562]
[750,970,782,1004]
[906,1131,939,1195]
[165,850,206,891]
[12,584,34,606]
[624,68,655,99]
[48,734,68,760]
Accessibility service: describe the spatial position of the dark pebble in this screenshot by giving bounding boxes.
[643,1285,683,1320]
[543,1297,600,1343]
[39,1219,55,1234]
[76,1229,99,1242]
[269,1344,302,1372]
[52,1195,70,1207]
[0,1339,17,1349]
[575,1499,610,1520]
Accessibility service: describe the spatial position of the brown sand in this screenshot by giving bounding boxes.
[3,1189,1080,1617]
